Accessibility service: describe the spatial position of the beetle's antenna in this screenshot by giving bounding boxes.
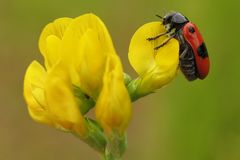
[163,9,167,15]
[156,14,163,19]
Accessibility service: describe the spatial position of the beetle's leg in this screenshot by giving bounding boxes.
[147,31,168,41]
[180,46,194,61]
[154,34,175,50]
[179,47,188,60]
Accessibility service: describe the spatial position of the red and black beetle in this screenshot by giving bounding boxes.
[147,12,210,81]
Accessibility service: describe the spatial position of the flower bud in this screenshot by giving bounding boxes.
[95,54,132,135]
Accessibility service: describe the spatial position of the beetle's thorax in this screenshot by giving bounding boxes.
[162,12,189,32]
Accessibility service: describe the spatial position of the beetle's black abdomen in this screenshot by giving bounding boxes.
[175,29,198,81]
[179,48,198,81]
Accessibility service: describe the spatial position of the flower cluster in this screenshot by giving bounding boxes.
[23,13,179,159]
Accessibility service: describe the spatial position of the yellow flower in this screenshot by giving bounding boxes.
[24,13,131,139]
[95,54,132,136]
[58,14,116,99]
[23,61,86,136]
[128,22,179,96]
[24,16,87,136]
[39,13,115,99]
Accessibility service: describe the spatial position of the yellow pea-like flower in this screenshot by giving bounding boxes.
[95,54,132,136]
[24,16,87,136]
[38,13,115,98]
[23,61,50,124]
[128,22,179,96]
[59,13,116,99]
[23,61,86,136]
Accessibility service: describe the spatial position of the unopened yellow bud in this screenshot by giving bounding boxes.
[95,54,132,135]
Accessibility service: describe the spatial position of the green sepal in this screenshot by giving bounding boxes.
[83,118,107,153]
[127,78,139,101]
[73,85,95,115]
[127,77,153,102]
[73,118,107,154]
[124,73,132,86]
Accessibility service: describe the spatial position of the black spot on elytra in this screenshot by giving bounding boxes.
[197,43,208,58]
[188,26,195,33]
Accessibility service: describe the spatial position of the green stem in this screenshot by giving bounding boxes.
[104,151,122,160]
[103,150,118,160]
[103,132,127,160]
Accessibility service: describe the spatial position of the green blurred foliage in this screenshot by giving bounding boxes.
[0,0,240,160]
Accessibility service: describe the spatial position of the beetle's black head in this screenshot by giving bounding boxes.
[161,12,189,31]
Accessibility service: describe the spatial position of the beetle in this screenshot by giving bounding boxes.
[147,12,210,81]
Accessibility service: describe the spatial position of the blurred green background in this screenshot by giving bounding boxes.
[1,0,240,159]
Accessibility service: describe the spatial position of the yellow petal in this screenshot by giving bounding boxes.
[44,62,86,136]
[155,38,179,70]
[129,22,178,76]
[44,35,61,70]
[60,13,116,95]
[39,17,73,57]
[62,13,115,60]
[23,61,52,124]
[95,54,132,135]
[77,29,108,98]
[60,13,115,66]
[138,38,179,91]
